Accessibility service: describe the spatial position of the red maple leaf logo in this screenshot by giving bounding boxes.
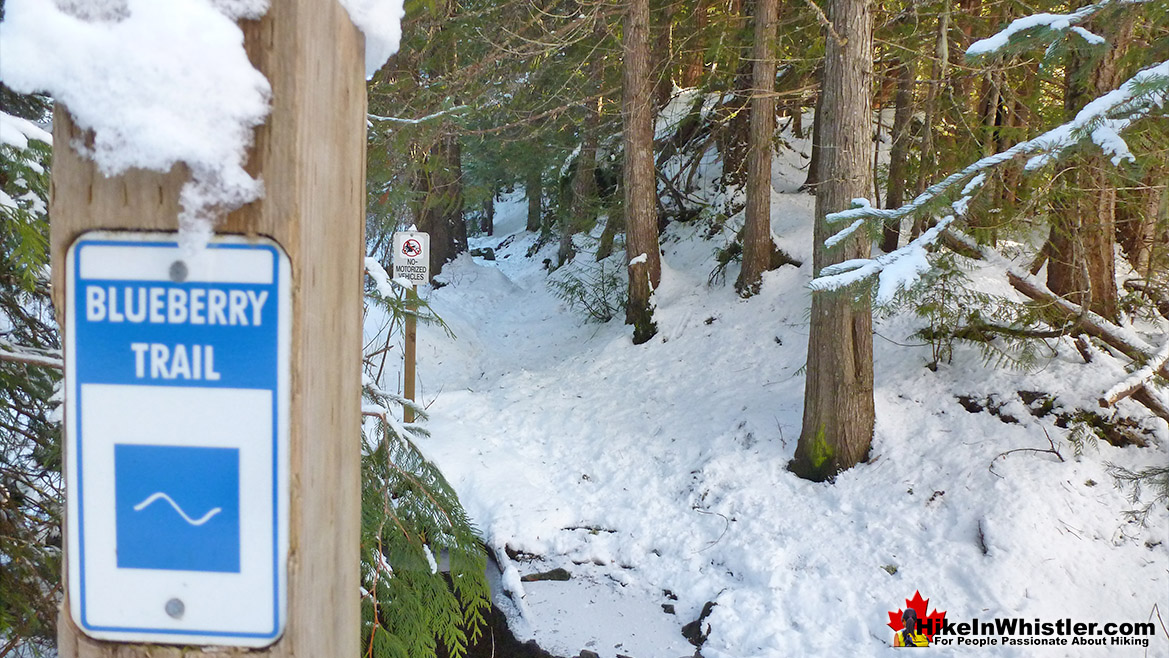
[887,590,947,642]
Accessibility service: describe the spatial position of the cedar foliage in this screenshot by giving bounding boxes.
[361,280,491,658]
[0,87,60,658]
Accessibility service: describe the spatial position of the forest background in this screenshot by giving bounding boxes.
[2,0,1168,655]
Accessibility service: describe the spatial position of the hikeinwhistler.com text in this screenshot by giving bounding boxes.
[919,617,1158,648]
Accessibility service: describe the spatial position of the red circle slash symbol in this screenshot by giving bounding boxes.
[402,239,423,258]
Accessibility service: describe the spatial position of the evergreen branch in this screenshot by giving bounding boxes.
[368,105,471,126]
[964,0,1123,60]
[831,59,1169,229]
[0,340,63,370]
[375,418,456,530]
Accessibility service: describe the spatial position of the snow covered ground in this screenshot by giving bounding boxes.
[371,152,1169,657]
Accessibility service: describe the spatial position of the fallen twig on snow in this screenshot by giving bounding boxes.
[989,426,1064,478]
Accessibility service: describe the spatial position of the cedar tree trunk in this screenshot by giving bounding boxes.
[790,0,875,482]
[623,0,662,344]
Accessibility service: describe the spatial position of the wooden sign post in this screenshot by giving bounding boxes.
[391,231,430,424]
[403,288,418,424]
[50,1,365,656]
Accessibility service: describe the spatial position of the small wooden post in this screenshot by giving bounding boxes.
[50,2,365,656]
[403,287,418,424]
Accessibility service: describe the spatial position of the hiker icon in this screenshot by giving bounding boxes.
[894,608,929,647]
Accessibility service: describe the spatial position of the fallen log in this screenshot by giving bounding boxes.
[945,229,1169,423]
[1099,340,1169,409]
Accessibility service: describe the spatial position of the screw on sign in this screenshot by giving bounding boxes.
[402,239,423,259]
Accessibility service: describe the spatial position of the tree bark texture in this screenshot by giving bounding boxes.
[801,72,823,191]
[414,133,465,277]
[736,0,779,296]
[1047,13,1135,321]
[483,191,495,236]
[880,55,915,252]
[526,165,543,233]
[623,0,662,344]
[1117,169,1165,278]
[791,0,875,482]
[679,0,708,88]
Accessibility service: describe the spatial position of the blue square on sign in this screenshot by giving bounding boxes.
[114,445,240,573]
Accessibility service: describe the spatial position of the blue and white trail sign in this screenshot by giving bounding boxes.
[65,232,291,647]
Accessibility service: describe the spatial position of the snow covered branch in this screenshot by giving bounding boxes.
[0,339,63,370]
[364,257,403,298]
[361,403,426,442]
[812,215,957,303]
[824,59,1168,236]
[813,179,988,301]
[0,112,51,150]
[1100,339,1169,409]
[964,0,1129,60]
[368,105,469,127]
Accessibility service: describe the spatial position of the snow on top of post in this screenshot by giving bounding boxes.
[337,0,406,80]
[0,0,272,254]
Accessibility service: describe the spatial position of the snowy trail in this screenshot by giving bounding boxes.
[383,191,1169,658]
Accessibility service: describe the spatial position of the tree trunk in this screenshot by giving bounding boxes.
[483,190,495,236]
[561,48,604,268]
[717,62,753,197]
[801,70,823,191]
[679,0,708,88]
[736,0,778,296]
[911,0,949,212]
[1047,13,1135,321]
[967,66,1003,239]
[880,55,915,252]
[1117,169,1164,278]
[652,0,676,111]
[596,201,624,262]
[623,0,662,344]
[791,0,875,482]
[447,135,467,258]
[526,165,543,233]
[714,0,750,201]
[560,129,599,267]
[414,133,465,276]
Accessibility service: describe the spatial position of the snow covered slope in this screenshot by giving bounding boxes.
[374,168,1168,657]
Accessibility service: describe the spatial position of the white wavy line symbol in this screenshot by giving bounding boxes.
[133,492,222,526]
